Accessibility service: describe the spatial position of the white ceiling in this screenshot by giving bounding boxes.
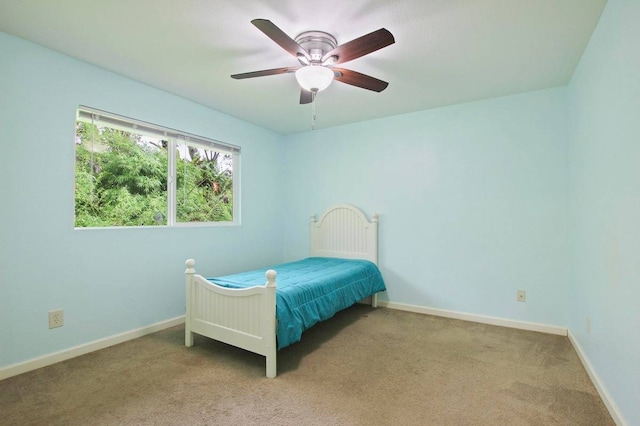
[0,0,606,134]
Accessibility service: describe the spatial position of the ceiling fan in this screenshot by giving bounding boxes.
[231,19,395,104]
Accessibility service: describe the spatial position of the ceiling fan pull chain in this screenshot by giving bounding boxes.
[311,91,317,130]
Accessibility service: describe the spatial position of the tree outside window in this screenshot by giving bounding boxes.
[74,109,238,228]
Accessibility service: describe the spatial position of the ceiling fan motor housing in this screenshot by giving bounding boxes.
[295,31,337,63]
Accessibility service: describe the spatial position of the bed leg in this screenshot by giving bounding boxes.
[266,353,276,378]
[372,293,378,308]
[185,331,194,347]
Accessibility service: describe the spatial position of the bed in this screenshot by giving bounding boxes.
[184,204,385,378]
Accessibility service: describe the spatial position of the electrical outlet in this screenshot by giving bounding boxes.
[517,290,526,302]
[48,309,64,329]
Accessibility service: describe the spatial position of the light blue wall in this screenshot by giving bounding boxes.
[0,32,284,367]
[282,87,570,326]
[567,0,640,424]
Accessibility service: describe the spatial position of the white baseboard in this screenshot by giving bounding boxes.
[0,316,185,381]
[567,331,627,426]
[378,301,568,336]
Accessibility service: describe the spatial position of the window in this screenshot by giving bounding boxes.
[74,106,240,228]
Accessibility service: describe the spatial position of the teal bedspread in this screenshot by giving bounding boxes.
[207,257,386,349]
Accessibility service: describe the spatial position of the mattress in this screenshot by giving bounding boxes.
[208,257,386,349]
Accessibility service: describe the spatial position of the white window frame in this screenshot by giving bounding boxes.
[76,106,241,228]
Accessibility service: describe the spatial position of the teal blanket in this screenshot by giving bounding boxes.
[208,257,386,349]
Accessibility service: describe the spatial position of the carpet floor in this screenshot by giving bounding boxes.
[0,306,614,425]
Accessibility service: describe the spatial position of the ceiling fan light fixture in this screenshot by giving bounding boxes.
[295,65,334,92]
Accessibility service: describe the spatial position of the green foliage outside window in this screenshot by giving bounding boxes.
[74,122,233,227]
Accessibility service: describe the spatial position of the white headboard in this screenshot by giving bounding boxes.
[310,204,379,265]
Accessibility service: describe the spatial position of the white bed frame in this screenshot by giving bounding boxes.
[184,204,379,378]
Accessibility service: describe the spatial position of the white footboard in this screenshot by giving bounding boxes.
[185,259,278,378]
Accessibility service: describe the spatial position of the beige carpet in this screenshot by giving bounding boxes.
[1,306,614,425]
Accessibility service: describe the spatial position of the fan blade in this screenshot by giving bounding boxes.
[251,19,310,61]
[300,89,313,104]
[322,28,394,65]
[231,67,297,79]
[333,68,389,92]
